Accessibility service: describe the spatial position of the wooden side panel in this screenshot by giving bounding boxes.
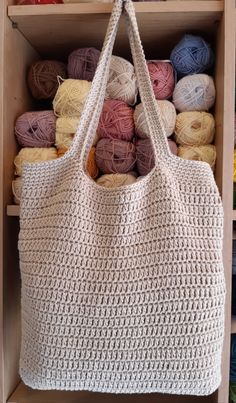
[215,1,235,403]
[1,2,39,401]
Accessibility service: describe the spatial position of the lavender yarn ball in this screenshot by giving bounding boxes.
[95,138,136,174]
[15,110,56,147]
[136,138,177,176]
[68,47,100,81]
[170,34,214,77]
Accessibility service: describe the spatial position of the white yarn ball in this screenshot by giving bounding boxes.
[173,74,216,112]
[134,100,176,138]
[96,173,137,188]
[12,177,22,204]
[106,56,138,105]
[14,147,58,176]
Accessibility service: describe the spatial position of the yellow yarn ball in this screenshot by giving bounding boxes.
[56,116,98,154]
[12,177,22,204]
[14,147,58,176]
[178,144,216,169]
[53,79,91,117]
[96,173,137,188]
[175,111,215,146]
[134,100,176,138]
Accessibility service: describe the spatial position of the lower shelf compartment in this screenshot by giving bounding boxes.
[8,382,218,403]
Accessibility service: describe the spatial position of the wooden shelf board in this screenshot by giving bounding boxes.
[232,317,236,334]
[7,382,217,403]
[7,205,20,217]
[7,1,223,59]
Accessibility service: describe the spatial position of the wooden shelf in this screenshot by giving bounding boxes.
[7,205,20,216]
[7,1,223,59]
[232,317,236,334]
[233,210,236,221]
[7,382,217,403]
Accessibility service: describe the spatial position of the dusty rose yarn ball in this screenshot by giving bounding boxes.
[68,47,100,81]
[15,110,56,147]
[147,61,175,100]
[98,100,134,141]
[95,138,136,174]
[27,60,67,100]
[136,138,177,176]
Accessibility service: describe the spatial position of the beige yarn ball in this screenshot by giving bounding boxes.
[173,74,216,112]
[175,111,215,146]
[96,173,137,188]
[106,56,138,105]
[53,79,91,117]
[12,177,22,204]
[134,100,176,138]
[178,144,216,169]
[56,116,98,155]
[14,147,58,176]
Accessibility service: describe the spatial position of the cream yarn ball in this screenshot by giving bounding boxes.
[56,116,98,155]
[96,173,137,188]
[173,74,216,112]
[175,111,215,146]
[134,100,176,138]
[178,144,216,169]
[106,56,138,105]
[53,79,91,117]
[12,177,22,204]
[14,147,58,176]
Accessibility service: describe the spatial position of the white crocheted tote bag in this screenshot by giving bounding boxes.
[18,0,225,395]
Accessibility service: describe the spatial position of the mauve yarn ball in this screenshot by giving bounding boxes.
[27,60,67,100]
[98,100,134,141]
[147,61,175,100]
[95,138,136,174]
[15,110,56,147]
[136,138,177,176]
[170,34,214,77]
[68,47,100,81]
[173,74,216,112]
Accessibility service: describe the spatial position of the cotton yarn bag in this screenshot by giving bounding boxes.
[19,0,225,396]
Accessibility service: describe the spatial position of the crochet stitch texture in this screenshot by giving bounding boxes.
[18,0,225,395]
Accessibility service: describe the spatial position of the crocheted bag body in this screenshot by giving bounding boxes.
[18,0,225,395]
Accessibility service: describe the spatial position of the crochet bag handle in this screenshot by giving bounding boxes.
[70,0,171,169]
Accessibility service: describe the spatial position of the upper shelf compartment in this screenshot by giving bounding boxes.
[8,1,223,59]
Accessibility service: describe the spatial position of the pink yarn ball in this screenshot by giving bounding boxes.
[136,138,177,176]
[15,110,56,147]
[95,138,136,174]
[147,61,175,100]
[68,47,100,81]
[98,100,134,141]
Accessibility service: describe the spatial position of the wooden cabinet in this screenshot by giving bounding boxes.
[1,1,235,402]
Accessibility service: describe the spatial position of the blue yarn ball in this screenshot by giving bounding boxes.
[170,34,214,77]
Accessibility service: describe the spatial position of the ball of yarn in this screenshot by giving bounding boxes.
[134,100,176,138]
[12,177,22,205]
[27,60,67,100]
[178,145,216,169]
[170,34,214,77]
[106,56,138,105]
[173,74,216,112]
[95,138,136,174]
[68,47,100,81]
[87,147,99,179]
[147,61,175,100]
[53,79,91,117]
[97,173,137,188]
[136,138,177,176]
[14,147,58,176]
[15,110,56,148]
[98,100,134,141]
[175,111,215,146]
